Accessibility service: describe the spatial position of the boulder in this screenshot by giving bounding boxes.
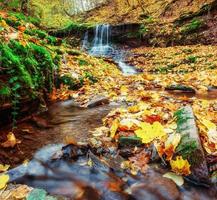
[87,96,109,108]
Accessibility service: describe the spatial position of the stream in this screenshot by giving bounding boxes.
[0,25,217,199]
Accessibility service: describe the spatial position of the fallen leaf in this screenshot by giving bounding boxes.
[144,114,161,124]
[1,185,32,200]
[164,133,181,160]
[1,132,21,148]
[163,172,184,186]
[0,164,10,172]
[200,118,216,131]
[170,156,191,176]
[110,119,119,138]
[0,174,9,190]
[120,86,128,95]
[119,118,140,131]
[135,122,166,144]
[18,26,26,32]
[128,105,140,113]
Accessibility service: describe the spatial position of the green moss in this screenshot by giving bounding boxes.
[84,71,97,83]
[4,11,41,28]
[0,39,59,125]
[78,59,89,66]
[46,35,58,45]
[181,19,204,34]
[57,75,83,90]
[0,85,11,97]
[5,18,21,28]
[66,49,81,56]
[32,29,47,39]
[2,0,20,9]
[50,22,92,37]
[176,134,197,159]
[187,55,197,63]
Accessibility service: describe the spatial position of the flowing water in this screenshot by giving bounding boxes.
[82,24,137,75]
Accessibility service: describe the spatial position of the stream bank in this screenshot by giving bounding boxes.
[0,100,118,167]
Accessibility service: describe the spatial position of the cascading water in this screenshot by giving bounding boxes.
[82,24,137,75]
[89,24,114,56]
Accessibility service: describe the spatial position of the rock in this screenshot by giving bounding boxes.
[87,96,109,108]
[119,136,142,147]
[208,86,217,92]
[131,171,180,200]
[175,106,209,183]
[165,85,196,93]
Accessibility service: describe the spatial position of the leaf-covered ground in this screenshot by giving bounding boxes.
[53,43,217,182]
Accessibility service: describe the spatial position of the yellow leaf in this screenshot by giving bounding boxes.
[1,132,21,148]
[0,174,9,190]
[200,118,216,131]
[120,86,128,95]
[135,122,166,144]
[110,119,119,138]
[170,156,191,176]
[0,164,10,172]
[137,102,149,110]
[128,105,140,113]
[0,20,7,28]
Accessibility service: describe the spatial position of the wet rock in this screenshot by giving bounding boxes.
[165,85,196,93]
[119,136,142,147]
[62,144,88,160]
[87,96,109,108]
[208,86,217,92]
[131,172,180,200]
[31,116,52,129]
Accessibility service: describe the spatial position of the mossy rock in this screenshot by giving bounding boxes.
[165,84,196,93]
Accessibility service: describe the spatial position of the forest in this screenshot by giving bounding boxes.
[0,0,217,199]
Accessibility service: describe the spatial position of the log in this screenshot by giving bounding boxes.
[175,106,210,183]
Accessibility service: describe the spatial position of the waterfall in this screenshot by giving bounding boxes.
[89,25,113,56]
[82,24,137,75]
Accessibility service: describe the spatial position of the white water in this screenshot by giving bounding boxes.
[89,24,114,56]
[117,60,137,75]
[82,24,137,75]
